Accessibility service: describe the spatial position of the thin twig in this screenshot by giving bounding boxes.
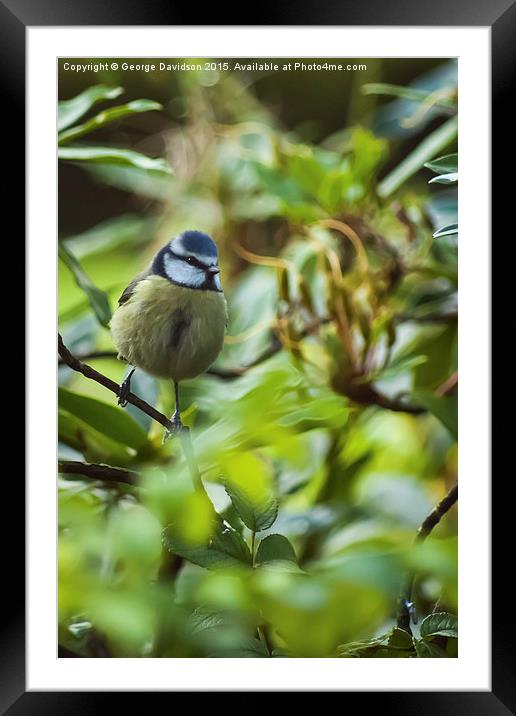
[435,371,458,397]
[59,331,426,415]
[58,335,208,496]
[256,624,273,656]
[343,382,425,415]
[58,349,118,364]
[58,343,282,379]
[58,460,137,486]
[58,334,175,433]
[396,482,458,633]
[208,339,282,379]
[415,483,458,541]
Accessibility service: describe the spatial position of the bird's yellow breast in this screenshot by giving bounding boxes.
[110,276,227,381]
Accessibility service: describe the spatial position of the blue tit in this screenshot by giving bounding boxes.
[110,230,227,435]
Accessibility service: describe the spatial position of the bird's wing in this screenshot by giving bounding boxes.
[117,266,152,306]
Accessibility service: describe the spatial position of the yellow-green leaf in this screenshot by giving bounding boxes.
[58,387,148,451]
[58,242,112,327]
[58,85,124,132]
[224,454,278,532]
[58,99,163,144]
[58,145,173,176]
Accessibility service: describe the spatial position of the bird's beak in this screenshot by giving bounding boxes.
[207,266,220,275]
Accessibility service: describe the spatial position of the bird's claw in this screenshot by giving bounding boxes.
[117,368,135,408]
[162,415,186,443]
[404,600,418,625]
[117,379,131,407]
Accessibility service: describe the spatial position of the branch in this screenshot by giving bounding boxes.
[396,482,458,632]
[415,482,458,542]
[59,332,426,415]
[58,460,137,486]
[58,349,118,364]
[344,383,426,415]
[207,340,282,379]
[436,371,458,397]
[211,343,425,413]
[58,335,207,496]
[58,334,175,433]
[58,345,279,380]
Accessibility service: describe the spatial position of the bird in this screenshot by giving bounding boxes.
[110,230,227,437]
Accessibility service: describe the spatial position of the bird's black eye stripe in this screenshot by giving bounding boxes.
[169,249,209,270]
[187,255,208,269]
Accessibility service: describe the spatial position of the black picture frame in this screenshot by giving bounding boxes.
[6,0,507,711]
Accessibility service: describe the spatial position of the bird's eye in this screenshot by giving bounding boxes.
[186,256,194,264]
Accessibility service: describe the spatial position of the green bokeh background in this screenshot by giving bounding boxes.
[58,57,458,659]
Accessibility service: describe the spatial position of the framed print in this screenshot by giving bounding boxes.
[4,0,508,709]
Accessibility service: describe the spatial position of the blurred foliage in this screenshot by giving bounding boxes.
[58,58,458,659]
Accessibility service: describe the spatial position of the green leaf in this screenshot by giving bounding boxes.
[82,163,171,200]
[162,523,252,570]
[433,223,458,239]
[58,242,112,327]
[378,116,458,198]
[58,145,173,175]
[362,83,456,111]
[58,408,135,464]
[225,483,278,533]
[280,394,348,430]
[58,387,149,450]
[210,636,270,658]
[361,354,428,383]
[224,454,278,532]
[426,191,458,233]
[420,612,458,639]
[190,607,232,635]
[408,324,457,391]
[338,629,415,658]
[255,534,297,565]
[61,214,156,260]
[414,639,448,658]
[413,391,458,440]
[58,85,124,132]
[337,635,388,657]
[58,99,163,144]
[425,153,458,174]
[429,172,458,185]
[387,627,415,651]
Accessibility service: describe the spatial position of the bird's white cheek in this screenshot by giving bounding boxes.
[214,273,222,291]
[187,267,207,287]
[164,254,204,287]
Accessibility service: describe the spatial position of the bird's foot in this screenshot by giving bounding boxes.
[117,379,131,407]
[117,369,135,407]
[404,600,418,625]
[162,413,186,443]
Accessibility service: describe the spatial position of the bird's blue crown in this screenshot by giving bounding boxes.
[152,230,222,292]
[175,230,218,260]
